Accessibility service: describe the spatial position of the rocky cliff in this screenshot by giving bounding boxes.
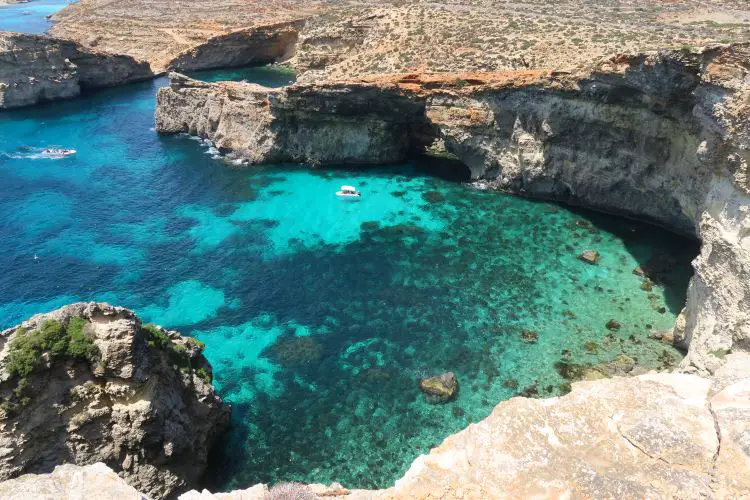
[155,44,750,376]
[0,302,230,499]
[3,354,748,499]
[168,21,304,73]
[0,32,152,110]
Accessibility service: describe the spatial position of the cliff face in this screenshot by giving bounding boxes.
[156,73,428,165]
[0,302,230,499]
[168,21,304,72]
[0,33,152,110]
[155,45,750,375]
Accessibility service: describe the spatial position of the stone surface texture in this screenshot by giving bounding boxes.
[155,44,750,376]
[0,303,230,499]
[0,32,152,110]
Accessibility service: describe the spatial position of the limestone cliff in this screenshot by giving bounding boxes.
[4,354,748,499]
[0,32,152,110]
[0,302,230,499]
[168,21,304,72]
[155,44,750,376]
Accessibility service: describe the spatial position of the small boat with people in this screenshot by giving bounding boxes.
[336,185,361,199]
[41,148,77,159]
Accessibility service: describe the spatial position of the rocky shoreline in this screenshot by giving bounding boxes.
[1,353,748,498]
[0,32,152,110]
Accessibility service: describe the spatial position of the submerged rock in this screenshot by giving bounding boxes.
[419,372,458,403]
[0,303,230,499]
[519,329,538,343]
[577,250,600,265]
[605,319,621,331]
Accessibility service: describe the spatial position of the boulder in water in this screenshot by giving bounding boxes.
[419,372,458,403]
[577,250,600,264]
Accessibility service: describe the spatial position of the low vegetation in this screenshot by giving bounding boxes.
[1,318,99,417]
[142,323,212,383]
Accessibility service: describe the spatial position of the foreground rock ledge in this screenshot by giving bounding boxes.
[156,44,750,375]
[3,355,747,499]
[0,303,230,499]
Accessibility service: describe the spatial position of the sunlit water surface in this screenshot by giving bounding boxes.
[0,62,697,489]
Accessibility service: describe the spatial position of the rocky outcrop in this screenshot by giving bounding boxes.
[155,44,750,375]
[0,302,230,499]
[48,0,327,72]
[0,32,152,110]
[6,354,749,499]
[168,21,304,72]
[155,72,427,165]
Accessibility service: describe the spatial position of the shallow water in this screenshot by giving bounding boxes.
[0,68,697,490]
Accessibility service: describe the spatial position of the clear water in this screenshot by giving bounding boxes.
[0,69,697,489]
[0,0,73,34]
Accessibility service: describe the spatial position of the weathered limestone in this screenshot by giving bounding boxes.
[155,73,427,165]
[0,463,144,500]
[155,44,750,375]
[0,303,230,499]
[168,21,304,72]
[0,32,152,110]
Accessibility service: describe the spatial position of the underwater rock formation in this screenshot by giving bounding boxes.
[0,303,230,499]
[0,32,152,109]
[155,44,750,376]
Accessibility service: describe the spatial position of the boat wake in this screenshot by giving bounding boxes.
[1,146,77,160]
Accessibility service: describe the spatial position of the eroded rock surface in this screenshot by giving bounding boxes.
[0,32,152,110]
[0,303,230,499]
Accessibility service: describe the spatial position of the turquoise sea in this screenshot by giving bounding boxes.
[0,7,697,492]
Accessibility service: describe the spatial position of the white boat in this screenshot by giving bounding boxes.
[42,148,77,159]
[336,185,361,199]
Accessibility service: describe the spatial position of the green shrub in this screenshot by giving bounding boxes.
[142,323,171,350]
[6,318,99,379]
[196,368,212,384]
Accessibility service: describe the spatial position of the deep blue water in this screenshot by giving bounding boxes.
[0,9,698,485]
[0,0,72,33]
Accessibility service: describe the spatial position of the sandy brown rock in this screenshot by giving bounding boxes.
[0,463,144,500]
[25,360,749,499]
[48,0,335,72]
[0,303,230,499]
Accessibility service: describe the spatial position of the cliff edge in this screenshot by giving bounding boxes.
[0,302,230,499]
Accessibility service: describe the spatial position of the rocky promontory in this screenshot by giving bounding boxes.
[0,32,152,110]
[0,302,230,499]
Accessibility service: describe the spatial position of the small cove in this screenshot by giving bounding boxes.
[0,7,699,488]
